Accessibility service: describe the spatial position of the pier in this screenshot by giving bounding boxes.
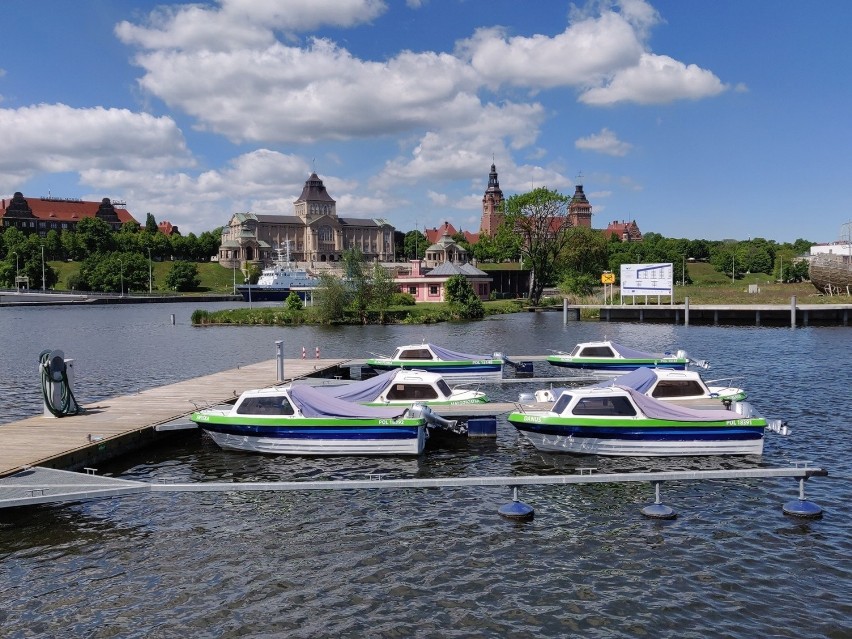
[561,297,851,327]
[0,357,350,477]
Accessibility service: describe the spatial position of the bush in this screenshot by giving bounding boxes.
[391,292,416,306]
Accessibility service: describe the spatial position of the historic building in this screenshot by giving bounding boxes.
[395,258,491,302]
[567,182,592,228]
[218,172,395,269]
[0,192,137,236]
[479,162,505,236]
[603,220,643,242]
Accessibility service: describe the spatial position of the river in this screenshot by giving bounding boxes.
[0,302,849,638]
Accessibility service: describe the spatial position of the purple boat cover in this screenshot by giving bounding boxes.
[609,342,668,359]
[620,386,740,422]
[317,369,398,403]
[288,384,408,419]
[593,367,657,393]
[427,344,493,361]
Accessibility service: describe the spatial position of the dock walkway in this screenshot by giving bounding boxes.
[0,358,347,477]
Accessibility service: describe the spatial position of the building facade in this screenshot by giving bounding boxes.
[479,162,505,236]
[218,173,395,269]
[0,192,137,236]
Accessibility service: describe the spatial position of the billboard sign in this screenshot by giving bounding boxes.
[620,263,673,297]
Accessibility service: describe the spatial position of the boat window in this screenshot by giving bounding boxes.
[652,380,705,398]
[386,384,439,400]
[552,394,572,414]
[436,379,453,397]
[236,395,295,415]
[572,396,637,416]
[398,349,434,360]
[578,346,615,358]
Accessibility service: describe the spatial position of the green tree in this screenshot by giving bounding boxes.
[369,262,396,322]
[74,217,116,258]
[165,260,200,291]
[81,252,148,293]
[403,231,429,260]
[444,274,484,319]
[560,226,609,277]
[504,187,572,305]
[145,213,158,234]
[314,272,349,323]
[284,291,304,311]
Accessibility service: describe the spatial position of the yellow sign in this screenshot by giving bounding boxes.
[601,272,615,284]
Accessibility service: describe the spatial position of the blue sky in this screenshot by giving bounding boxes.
[1,0,850,243]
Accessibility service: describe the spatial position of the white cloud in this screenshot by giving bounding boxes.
[0,104,191,180]
[575,128,633,157]
[458,12,643,90]
[580,53,728,105]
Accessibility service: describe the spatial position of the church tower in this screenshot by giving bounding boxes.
[567,175,593,228]
[479,162,504,236]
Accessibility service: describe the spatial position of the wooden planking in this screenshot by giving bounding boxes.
[0,358,349,477]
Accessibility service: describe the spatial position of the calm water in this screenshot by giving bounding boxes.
[1,303,850,638]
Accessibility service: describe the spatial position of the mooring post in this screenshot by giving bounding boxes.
[684,296,690,326]
[790,295,797,328]
[563,297,567,324]
[275,340,284,382]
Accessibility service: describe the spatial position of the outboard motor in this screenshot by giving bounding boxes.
[499,352,534,378]
[408,403,462,435]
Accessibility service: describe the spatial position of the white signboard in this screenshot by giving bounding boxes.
[620,263,673,297]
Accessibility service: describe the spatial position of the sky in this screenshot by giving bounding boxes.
[1,0,850,244]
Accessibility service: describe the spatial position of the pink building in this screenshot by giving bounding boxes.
[395,259,492,302]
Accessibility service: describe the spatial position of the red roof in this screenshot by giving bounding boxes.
[425,221,458,243]
[1,195,136,225]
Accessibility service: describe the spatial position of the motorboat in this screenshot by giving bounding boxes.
[190,384,455,456]
[507,384,783,457]
[529,367,746,406]
[312,368,489,406]
[365,343,504,382]
[236,242,319,302]
[545,340,708,372]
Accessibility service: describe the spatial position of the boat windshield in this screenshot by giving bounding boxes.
[236,395,295,416]
[652,380,706,398]
[552,393,573,414]
[436,379,453,397]
[386,384,439,400]
[397,348,434,360]
[572,396,637,416]
[578,346,616,358]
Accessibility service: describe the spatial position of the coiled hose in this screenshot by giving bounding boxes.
[39,349,83,417]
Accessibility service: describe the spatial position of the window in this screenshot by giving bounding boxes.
[436,379,452,397]
[386,384,439,400]
[578,346,615,358]
[398,349,434,360]
[652,380,705,398]
[408,287,417,295]
[429,286,438,295]
[572,396,636,416]
[236,395,295,415]
[552,394,572,414]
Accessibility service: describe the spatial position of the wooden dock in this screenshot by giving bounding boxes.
[0,358,349,478]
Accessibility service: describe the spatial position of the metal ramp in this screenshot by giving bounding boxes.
[0,465,827,517]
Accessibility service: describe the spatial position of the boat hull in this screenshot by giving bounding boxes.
[508,417,765,457]
[366,360,503,383]
[546,357,687,372]
[193,416,426,455]
[236,286,314,302]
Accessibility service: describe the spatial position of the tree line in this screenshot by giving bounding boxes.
[0,215,220,292]
[398,188,815,304]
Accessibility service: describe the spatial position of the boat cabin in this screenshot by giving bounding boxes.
[394,346,436,360]
[233,391,295,416]
[381,376,454,401]
[552,391,638,417]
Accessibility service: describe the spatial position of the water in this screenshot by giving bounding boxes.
[1,304,850,638]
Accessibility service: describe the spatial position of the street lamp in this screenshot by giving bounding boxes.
[681,255,685,287]
[232,255,237,295]
[10,251,19,291]
[147,247,152,294]
[732,254,736,284]
[41,245,45,291]
[119,259,124,297]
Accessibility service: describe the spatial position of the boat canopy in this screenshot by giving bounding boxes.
[609,342,669,359]
[594,367,657,393]
[620,386,738,422]
[427,344,494,361]
[317,369,399,403]
[288,385,407,419]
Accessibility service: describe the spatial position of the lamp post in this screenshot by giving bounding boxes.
[232,256,237,295]
[10,251,19,291]
[732,254,736,284]
[147,247,152,294]
[119,259,124,297]
[681,255,685,287]
[40,245,45,291]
